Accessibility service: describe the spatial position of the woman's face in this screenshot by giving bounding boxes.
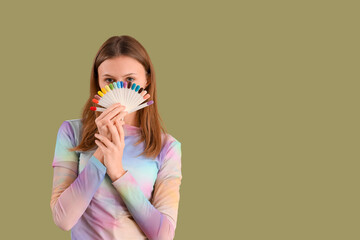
[98,55,148,90]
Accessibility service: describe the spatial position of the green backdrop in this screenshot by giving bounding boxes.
[0,0,358,239]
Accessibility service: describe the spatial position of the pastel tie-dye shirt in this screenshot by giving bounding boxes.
[50,119,182,240]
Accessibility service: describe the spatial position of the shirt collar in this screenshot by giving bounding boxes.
[123,124,141,136]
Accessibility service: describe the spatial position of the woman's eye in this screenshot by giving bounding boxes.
[126,77,134,82]
[105,78,114,83]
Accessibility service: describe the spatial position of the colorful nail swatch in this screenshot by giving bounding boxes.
[90,81,154,113]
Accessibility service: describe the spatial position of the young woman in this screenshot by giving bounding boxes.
[50,35,182,240]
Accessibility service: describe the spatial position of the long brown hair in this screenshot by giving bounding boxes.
[69,35,168,159]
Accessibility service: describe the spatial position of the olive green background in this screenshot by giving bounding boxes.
[0,0,358,239]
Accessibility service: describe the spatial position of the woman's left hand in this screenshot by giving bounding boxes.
[95,118,126,182]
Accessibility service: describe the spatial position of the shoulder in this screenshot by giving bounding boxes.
[63,118,82,132]
[165,132,180,143]
[161,132,181,149]
[59,118,82,132]
[158,132,182,163]
[57,118,82,148]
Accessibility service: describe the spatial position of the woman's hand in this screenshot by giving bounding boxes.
[95,103,127,141]
[94,117,127,182]
[94,103,128,163]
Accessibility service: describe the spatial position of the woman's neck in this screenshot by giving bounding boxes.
[124,112,139,127]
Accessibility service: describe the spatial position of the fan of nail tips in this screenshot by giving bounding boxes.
[90,81,153,114]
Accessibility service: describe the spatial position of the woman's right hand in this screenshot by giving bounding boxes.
[93,103,128,163]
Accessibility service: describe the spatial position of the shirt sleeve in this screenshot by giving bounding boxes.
[50,121,107,231]
[112,140,182,240]
[52,120,79,166]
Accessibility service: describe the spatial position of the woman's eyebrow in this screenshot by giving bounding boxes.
[102,73,136,77]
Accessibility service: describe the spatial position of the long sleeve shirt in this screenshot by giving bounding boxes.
[50,119,182,240]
